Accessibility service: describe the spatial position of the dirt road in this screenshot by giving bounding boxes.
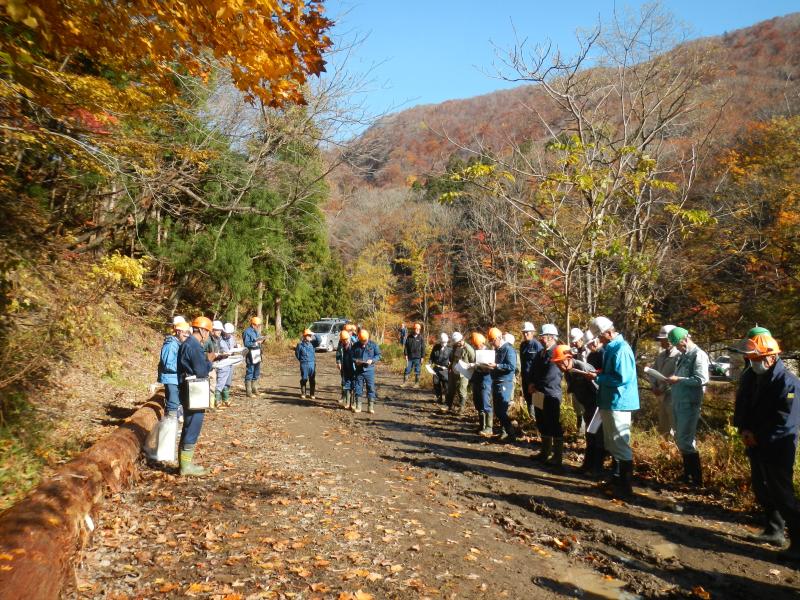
[71,352,799,599]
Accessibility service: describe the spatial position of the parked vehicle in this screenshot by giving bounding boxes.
[309,318,348,352]
[710,355,732,378]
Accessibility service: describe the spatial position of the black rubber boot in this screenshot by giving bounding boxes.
[613,460,634,499]
[546,438,564,469]
[309,379,316,399]
[245,380,253,398]
[300,382,306,398]
[749,510,786,547]
[534,437,553,462]
[476,411,485,433]
[340,390,348,406]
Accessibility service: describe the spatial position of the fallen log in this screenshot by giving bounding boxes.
[0,395,164,600]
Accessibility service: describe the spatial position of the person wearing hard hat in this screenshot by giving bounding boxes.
[665,327,710,487]
[503,332,521,406]
[734,330,800,558]
[430,333,452,406]
[176,316,216,476]
[295,328,321,399]
[584,330,605,371]
[215,323,237,407]
[243,316,265,397]
[336,330,357,408]
[486,327,519,441]
[399,322,408,346]
[648,325,680,438]
[551,344,604,475]
[159,319,192,419]
[519,322,543,419]
[467,332,493,436]
[352,329,382,414]
[207,320,225,408]
[583,316,639,498]
[403,322,426,388]
[446,332,475,414]
[569,327,587,434]
[531,324,565,465]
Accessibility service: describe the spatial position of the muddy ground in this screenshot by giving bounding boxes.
[69,351,799,599]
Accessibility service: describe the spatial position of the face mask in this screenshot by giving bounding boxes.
[751,360,769,374]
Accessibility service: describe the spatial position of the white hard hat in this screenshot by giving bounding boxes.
[440,332,449,343]
[583,330,596,344]
[521,321,536,333]
[223,322,235,334]
[569,327,584,343]
[212,320,224,331]
[451,331,463,343]
[588,316,614,337]
[504,332,516,345]
[540,323,558,336]
[656,324,676,340]
[173,315,187,326]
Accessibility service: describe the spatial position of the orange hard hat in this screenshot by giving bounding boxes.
[191,316,213,331]
[340,330,351,342]
[303,328,313,336]
[550,344,573,363]
[358,329,369,342]
[250,316,262,326]
[487,327,502,341]
[470,332,486,347]
[346,323,357,333]
[744,334,781,359]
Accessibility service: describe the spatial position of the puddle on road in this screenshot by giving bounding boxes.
[534,565,643,599]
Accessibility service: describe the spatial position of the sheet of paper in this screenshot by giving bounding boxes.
[587,408,602,434]
[455,360,474,380]
[425,363,435,375]
[644,366,668,383]
[214,356,243,369]
[475,349,496,365]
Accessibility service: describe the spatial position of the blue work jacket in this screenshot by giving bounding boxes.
[520,338,543,384]
[491,342,517,386]
[177,335,212,383]
[295,336,320,364]
[158,335,181,385]
[596,334,639,411]
[353,340,381,371]
[532,345,563,399]
[337,341,357,376]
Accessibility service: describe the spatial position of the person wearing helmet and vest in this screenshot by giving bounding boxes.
[446,332,475,414]
[583,316,639,499]
[487,327,518,441]
[531,324,565,465]
[336,330,357,409]
[519,322,543,419]
[665,327,710,487]
[403,322,426,388]
[430,333,452,405]
[734,330,800,559]
[468,332,493,436]
[176,316,216,476]
[648,324,680,438]
[243,316,264,397]
[295,328,321,399]
[352,329,382,414]
[159,318,192,418]
[551,343,604,475]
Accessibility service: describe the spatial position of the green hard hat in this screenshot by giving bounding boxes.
[668,326,689,345]
[747,326,771,338]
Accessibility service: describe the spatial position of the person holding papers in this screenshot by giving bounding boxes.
[487,327,518,442]
[352,329,381,414]
[446,332,475,414]
[648,325,680,438]
[469,332,494,437]
[551,344,604,475]
[519,322,543,418]
[429,333,452,406]
[243,316,264,397]
[531,324,564,465]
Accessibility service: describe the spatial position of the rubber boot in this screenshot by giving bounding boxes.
[613,460,634,499]
[300,382,306,399]
[480,411,494,437]
[414,376,420,389]
[252,381,259,395]
[340,390,348,406]
[309,380,316,400]
[245,380,253,398]
[680,453,692,484]
[779,525,800,560]
[213,390,222,409]
[347,390,354,410]
[749,511,787,547]
[179,445,207,477]
[354,396,362,413]
[476,412,485,434]
[534,436,553,462]
[546,438,564,469]
[402,374,408,388]
[368,399,375,414]
[221,387,231,407]
[691,453,703,487]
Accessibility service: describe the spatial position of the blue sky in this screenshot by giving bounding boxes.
[322,1,798,133]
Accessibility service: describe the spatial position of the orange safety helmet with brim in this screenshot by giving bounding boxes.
[303,328,313,337]
[743,334,781,360]
[487,327,502,342]
[192,316,213,331]
[550,344,573,363]
[470,332,486,348]
[358,329,370,342]
[339,330,351,342]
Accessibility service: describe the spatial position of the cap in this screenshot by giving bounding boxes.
[668,327,689,345]
[540,323,558,336]
[656,325,676,340]
[521,321,536,333]
[212,320,224,331]
[569,327,584,343]
[588,316,613,337]
[451,332,463,343]
[223,323,235,334]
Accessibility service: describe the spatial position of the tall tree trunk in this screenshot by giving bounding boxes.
[274,295,283,340]
[256,280,264,322]
[234,303,239,331]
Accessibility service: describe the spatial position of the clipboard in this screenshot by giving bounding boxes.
[587,409,602,434]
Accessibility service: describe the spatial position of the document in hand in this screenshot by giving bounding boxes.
[425,364,435,375]
[455,360,474,380]
[586,409,602,434]
[475,349,496,365]
[644,366,668,383]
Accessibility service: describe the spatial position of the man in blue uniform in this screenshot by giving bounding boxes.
[295,328,320,399]
[352,329,382,414]
[177,316,215,476]
[243,316,264,397]
[734,332,800,560]
[531,324,564,464]
[488,327,518,442]
[519,321,543,419]
[336,330,357,408]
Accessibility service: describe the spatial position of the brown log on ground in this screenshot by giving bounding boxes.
[0,395,164,600]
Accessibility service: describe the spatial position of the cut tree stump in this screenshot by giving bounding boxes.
[0,395,164,600]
